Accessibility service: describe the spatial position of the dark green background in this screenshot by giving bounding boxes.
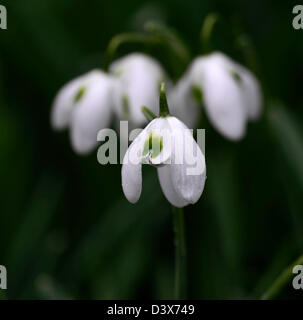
[0,0,302,299]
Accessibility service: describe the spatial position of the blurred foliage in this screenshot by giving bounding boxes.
[0,0,303,299]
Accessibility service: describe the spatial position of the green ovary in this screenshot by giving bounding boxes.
[142,133,163,159]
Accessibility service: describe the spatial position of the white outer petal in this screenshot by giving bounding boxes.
[157,165,188,208]
[51,76,84,130]
[190,53,247,140]
[168,72,201,129]
[121,146,142,204]
[110,53,167,126]
[121,125,150,203]
[70,72,114,154]
[167,117,206,205]
[155,117,206,207]
[231,62,262,120]
[122,117,175,203]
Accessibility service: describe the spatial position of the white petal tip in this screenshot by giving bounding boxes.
[70,135,96,155]
[122,181,141,204]
[121,159,142,205]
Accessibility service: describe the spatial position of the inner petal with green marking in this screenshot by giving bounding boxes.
[142,132,163,159]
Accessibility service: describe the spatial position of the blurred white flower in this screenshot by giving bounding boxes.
[169,52,262,140]
[122,116,206,208]
[109,53,168,128]
[168,70,201,130]
[51,70,115,154]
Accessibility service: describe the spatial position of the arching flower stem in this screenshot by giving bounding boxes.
[200,12,220,54]
[105,33,161,70]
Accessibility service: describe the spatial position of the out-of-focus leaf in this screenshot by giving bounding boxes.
[144,21,191,78]
[92,230,156,299]
[267,102,303,190]
[153,262,174,299]
[17,229,69,299]
[1,0,84,93]
[59,169,170,297]
[206,148,244,280]
[6,174,65,295]
[267,102,303,246]
[189,202,245,299]
[261,253,303,300]
[251,239,295,298]
[34,274,72,300]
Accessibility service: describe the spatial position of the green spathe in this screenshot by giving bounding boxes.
[159,83,170,117]
[141,106,156,122]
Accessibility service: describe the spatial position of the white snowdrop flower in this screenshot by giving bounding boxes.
[122,85,206,208]
[51,70,115,154]
[170,52,262,140]
[109,53,168,128]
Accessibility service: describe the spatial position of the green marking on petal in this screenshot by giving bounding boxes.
[191,85,204,104]
[74,86,86,103]
[114,68,123,77]
[142,132,163,158]
[122,95,130,117]
[231,70,242,85]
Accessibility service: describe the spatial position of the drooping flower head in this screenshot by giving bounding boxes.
[51,70,115,154]
[51,54,173,155]
[170,52,262,140]
[122,84,206,208]
[109,53,168,128]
